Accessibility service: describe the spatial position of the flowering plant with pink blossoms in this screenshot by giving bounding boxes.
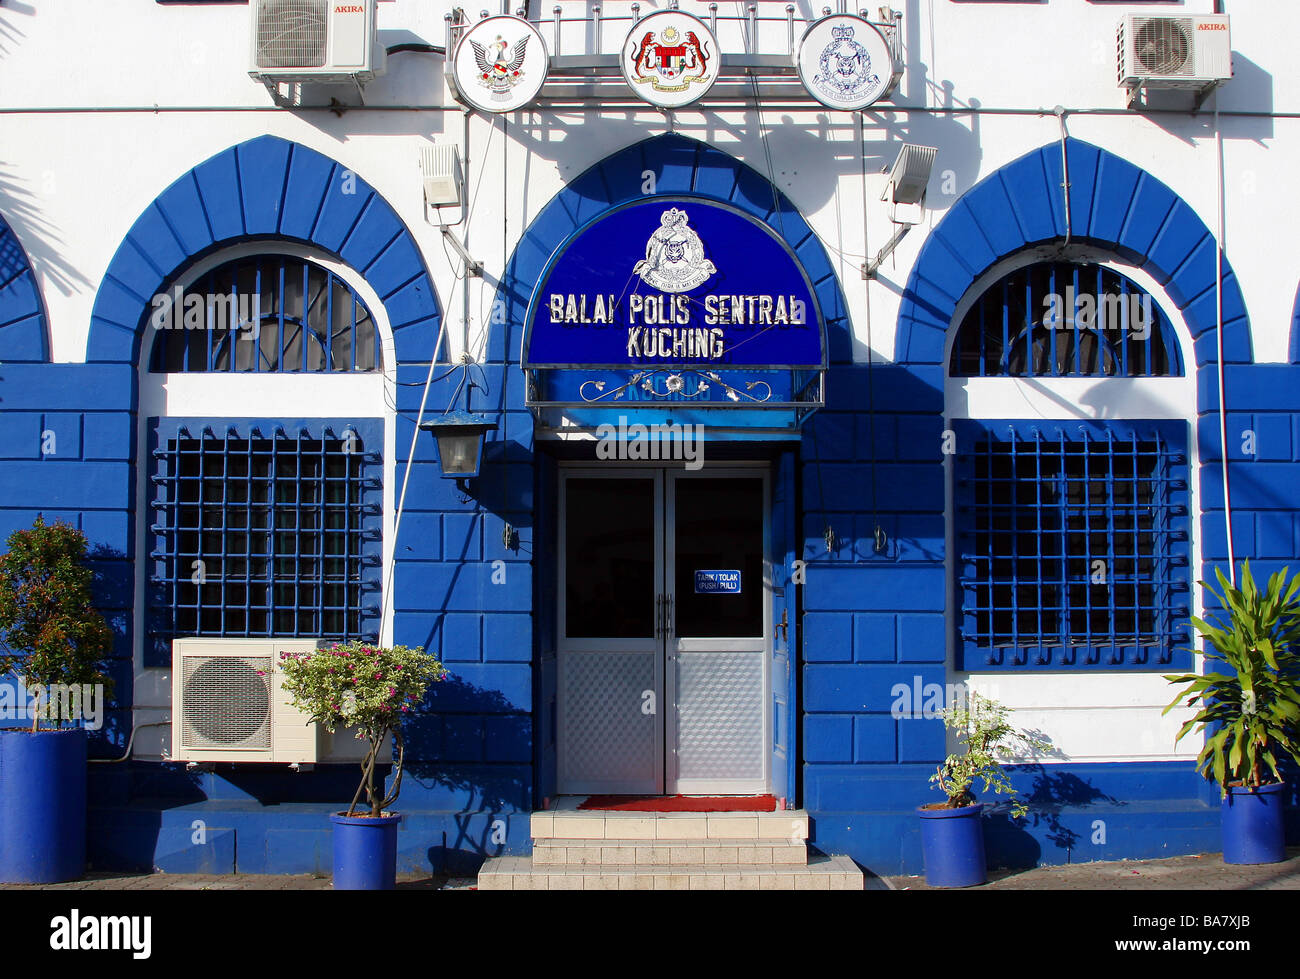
[279,641,447,817]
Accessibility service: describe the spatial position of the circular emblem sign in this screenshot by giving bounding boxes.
[622,10,720,109]
[796,14,893,111]
[452,15,548,113]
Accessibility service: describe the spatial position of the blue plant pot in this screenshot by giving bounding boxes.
[918,803,986,887]
[330,811,401,890]
[0,728,87,884]
[1221,782,1286,865]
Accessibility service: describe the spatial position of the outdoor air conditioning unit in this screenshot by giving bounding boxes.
[249,0,385,85]
[1117,14,1231,90]
[171,638,322,763]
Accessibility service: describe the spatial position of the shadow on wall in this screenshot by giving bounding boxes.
[984,764,1125,868]
[404,673,532,873]
[494,0,984,217]
[0,1,34,57]
[0,163,91,299]
[466,437,535,535]
[1139,53,1274,145]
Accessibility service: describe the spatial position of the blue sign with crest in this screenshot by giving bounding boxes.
[524,197,825,370]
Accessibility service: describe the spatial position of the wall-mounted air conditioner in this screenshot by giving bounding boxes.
[249,0,385,85]
[1117,14,1231,91]
[171,638,322,763]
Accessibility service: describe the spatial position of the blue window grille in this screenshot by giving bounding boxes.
[147,418,382,666]
[149,255,382,373]
[949,262,1183,378]
[953,419,1191,670]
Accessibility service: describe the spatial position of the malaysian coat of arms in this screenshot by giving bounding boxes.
[633,208,717,294]
[813,24,882,102]
[628,24,712,93]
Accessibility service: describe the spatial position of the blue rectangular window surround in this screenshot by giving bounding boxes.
[954,418,1191,671]
[146,417,383,667]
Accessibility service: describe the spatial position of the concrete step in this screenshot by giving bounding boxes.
[533,838,808,866]
[479,853,864,890]
[531,808,809,843]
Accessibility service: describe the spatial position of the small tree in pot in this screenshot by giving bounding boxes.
[928,693,1049,818]
[279,641,447,817]
[1164,561,1300,863]
[919,692,1049,888]
[0,516,114,730]
[0,515,115,883]
[278,640,446,888]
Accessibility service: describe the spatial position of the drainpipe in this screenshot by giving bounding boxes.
[1054,106,1071,247]
[1213,89,1235,584]
[87,721,171,764]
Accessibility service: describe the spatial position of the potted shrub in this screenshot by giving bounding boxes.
[1164,561,1300,865]
[0,516,114,884]
[919,692,1048,887]
[279,640,446,889]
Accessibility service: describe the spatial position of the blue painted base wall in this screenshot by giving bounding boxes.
[805,763,1261,876]
[87,763,532,875]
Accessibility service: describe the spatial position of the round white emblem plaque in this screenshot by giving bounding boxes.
[796,14,893,111]
[621,10,720,109]
[452,15,549,113]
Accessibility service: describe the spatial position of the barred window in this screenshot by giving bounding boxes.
[149,256,382,373]
[147,420,382,664]
[953,420,1191,670]
[949,262,1182,378]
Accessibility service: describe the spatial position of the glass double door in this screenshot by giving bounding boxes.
[558,468,769,795]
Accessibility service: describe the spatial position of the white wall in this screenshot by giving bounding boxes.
[0,1,1293,365]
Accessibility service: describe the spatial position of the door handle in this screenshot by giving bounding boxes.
[654,594,664,639]
[664,594,674,639]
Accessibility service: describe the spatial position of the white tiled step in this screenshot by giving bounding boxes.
[533,838,808,866]
[531,809,810,843]
[478,854,863,890]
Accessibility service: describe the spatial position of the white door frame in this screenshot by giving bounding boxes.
[556,462,772,795]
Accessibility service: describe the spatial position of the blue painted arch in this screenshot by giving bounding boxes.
[1290,280,1300,364]
[0,212,50,362]
[489,133,852,372]
[896,138,1252,371]
[87,135,442,367]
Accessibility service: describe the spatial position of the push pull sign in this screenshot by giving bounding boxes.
[695,570,742,594]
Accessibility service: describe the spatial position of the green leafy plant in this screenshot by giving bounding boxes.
[1164,561,1300,795]
[278,641,447,817]
[929,692,1049,819]
[0,516,114,732]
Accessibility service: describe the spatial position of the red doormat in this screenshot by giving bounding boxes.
[577,794,778,812]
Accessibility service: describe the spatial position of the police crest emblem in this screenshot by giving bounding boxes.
[633,208,717,294]
[814,25,880,101]
[796,14,894,111]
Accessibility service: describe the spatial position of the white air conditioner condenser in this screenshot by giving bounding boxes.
[249,0,385,84]
[171,638,321,763]
[1117,14,1231,89]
